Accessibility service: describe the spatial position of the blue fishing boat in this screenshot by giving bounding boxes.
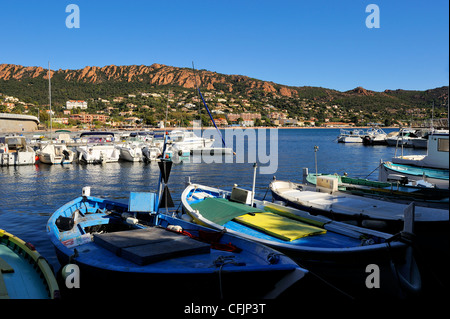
[181,181,422,299]
[47,158,306,299]
[47,193,305,299]
[1,229,59,299]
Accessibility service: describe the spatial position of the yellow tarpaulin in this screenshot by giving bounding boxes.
[234,212,326,242]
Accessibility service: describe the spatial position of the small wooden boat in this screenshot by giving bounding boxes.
[305,173,449,210]
[182,181,422,299]
[0,229,59,299]
[47,190,306,299]
[270,177,449,233]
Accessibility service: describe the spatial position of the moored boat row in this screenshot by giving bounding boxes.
[0,129,223,166]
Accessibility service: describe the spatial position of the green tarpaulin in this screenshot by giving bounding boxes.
[190,198,263,225]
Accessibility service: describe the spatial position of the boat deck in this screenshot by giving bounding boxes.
[186,193,366,249]
[275,188,448,222]
[0,245,49,299]
[57,221,283,273]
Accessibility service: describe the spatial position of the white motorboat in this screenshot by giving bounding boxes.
[362,126,388,145]
[37,143,75,164]
[385,128,421,147]
[142,145,162,162]
[337,129,365,143]
[0,136,36,166]
[168,130,214,150]
[391,131,449,170]
[76,132,120,164]
[118,142,146,162]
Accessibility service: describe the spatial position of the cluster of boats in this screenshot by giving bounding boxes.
[0,129,216,167]
[337,126,446,148]
[1,128,448,300]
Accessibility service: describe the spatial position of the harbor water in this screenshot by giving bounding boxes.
[2,127,441,300]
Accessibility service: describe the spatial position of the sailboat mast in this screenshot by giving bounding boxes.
[165,89,171,129]
[48,62,52,140]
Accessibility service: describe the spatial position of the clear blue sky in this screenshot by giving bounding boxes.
[0,0,448,92]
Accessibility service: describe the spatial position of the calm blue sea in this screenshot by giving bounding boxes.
[0,128,424,272]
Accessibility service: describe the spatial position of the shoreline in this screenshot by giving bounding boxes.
[3,125,412,136]
[28,126,400,133]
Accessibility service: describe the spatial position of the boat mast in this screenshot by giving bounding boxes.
[165,89,171,129]
[48,62,52,141]
[191,62,203,135]
[191,62,228,149]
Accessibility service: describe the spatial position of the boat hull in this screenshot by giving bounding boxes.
[38,153,74,164]
[48,196,306,299]
[77,145,120,163]
[338,136,362,143]
[53,246,298,299]
[37,145,75,164]
[0,151,35,166]
[379,162,449,190]
[362,136,387,145]
[119,147,144,162]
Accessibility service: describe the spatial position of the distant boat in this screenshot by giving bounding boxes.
[337,129,366,143]
[118,141,146,162]
[167,130,215,151]
[76,132,120,164]
[182,181,422,299]
[142,144,162,162]
[362,126,388,145]
[47,190,307,299]
[0,135,36,166]
[385,128,421,147]
[1,228,59,299]
[37,143,75,164]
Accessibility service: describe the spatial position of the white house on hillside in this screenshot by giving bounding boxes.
[66,100,88,109]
